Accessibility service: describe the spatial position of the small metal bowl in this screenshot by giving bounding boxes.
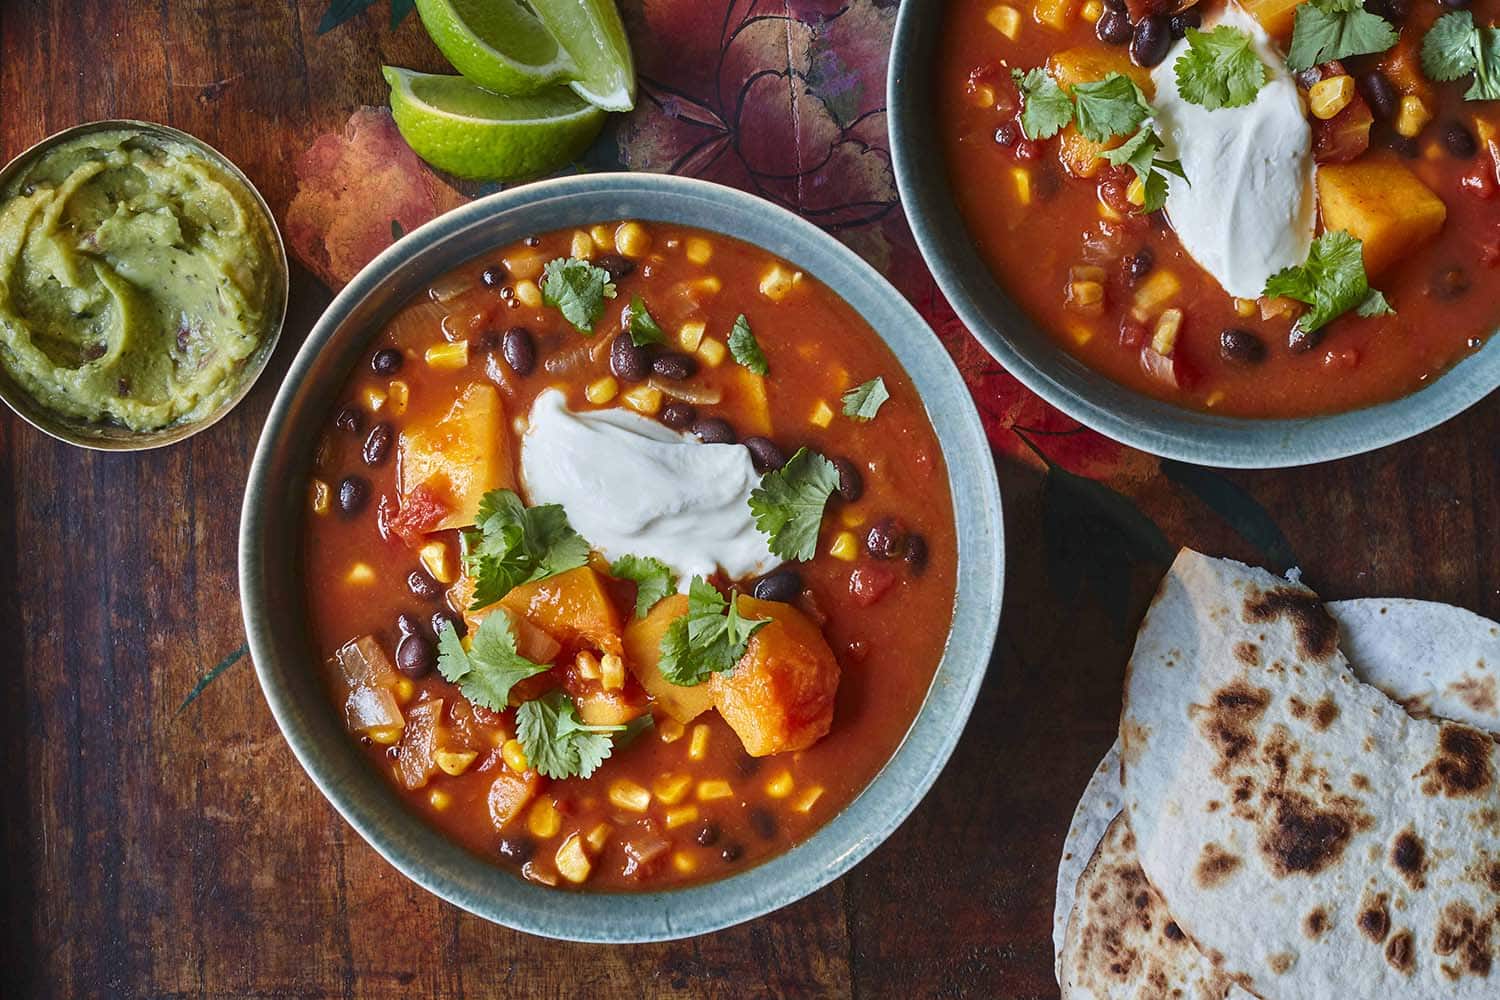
[0,120,288,451]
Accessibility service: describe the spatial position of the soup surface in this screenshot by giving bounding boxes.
[301,221,957,890]
[940,0,1500,417]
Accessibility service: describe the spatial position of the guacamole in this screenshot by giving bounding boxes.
[0,128,279,432]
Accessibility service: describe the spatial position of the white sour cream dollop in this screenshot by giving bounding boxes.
[519,389,778,586]
[1150,3,1316,299]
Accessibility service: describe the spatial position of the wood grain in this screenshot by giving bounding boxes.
[2,1,1498,997]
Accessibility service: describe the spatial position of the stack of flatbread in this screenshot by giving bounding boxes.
[1054,550,1500,998]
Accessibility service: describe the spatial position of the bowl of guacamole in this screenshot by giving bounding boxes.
[0,120,287,449]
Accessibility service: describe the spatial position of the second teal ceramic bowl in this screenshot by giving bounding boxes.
[239,172,1004,941]
[888,0,1500,468]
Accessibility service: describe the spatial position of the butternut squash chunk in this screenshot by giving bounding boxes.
[487,768,538,830]
[1317,160,1446,278]
[622,594,715,724]
[1046,47,1153,97]
[499,566,624,657]
[1240,0,1305,40]
[397,382,514,531]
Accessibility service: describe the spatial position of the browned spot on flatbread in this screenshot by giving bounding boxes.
[1243,586,1338,660]
[1434,901,1495,979]
[1358,892,1391,943]
[1304,907,1330,940]
[1195,842,1243,888]
[1234,640,1260,667]
[1352,773,1371,791]
[1391,829,1428,890]
[1163,921,1183,941]
[1289,694,1340,731]
[1267,952,1295,974]
[1419,723,1496,798]
[1195,681,1271,776]
[1386,929,1416,974]
[1450,674,1499,716]
[1400,694,1433,720]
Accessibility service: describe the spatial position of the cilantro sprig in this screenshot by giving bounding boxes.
[1422,12,1500,102]
[1101,129,1186,213]
[515,690,627,780]
[728,314,770,375]
[624,295,666,347]
[1262,230,1394,334]
[1011,68,1074,140]
[748,447,840,561]
[842,376,889,421]
[1071,74,1152,142]
[435,613,551,712]
[1174,26,1268,110]
[541,258,617,334]
[657,577,769,687]
[610,554,677,618]
[1286,0,1399,72]
[461,490,591,610]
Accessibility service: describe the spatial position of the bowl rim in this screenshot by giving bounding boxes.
[239,171,1004,941]
[887,1,1500,469]
[0,118,289,451]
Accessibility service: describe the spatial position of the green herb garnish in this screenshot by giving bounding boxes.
[461,489,591,609]
[515,690,627,779]
[657,576,769,686]
[609,554,677,618]
[728,314,770,375]
[1262,230,1394,334]
[1071,74,1153,143]
[625,294,666,347]
[1286,0,1398,72]
[842,376,890,421]
[1101,130,1186,213]
[1011,67,1075,140]
[541,258,617,334]
[1422,11,1500,101]
[435,613,551,712]
[748,447,840,561]
[1174,26,1268,109]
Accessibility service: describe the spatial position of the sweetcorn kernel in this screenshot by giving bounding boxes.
[1125,176,1145,207]
[310,478,331,516]
[1234,297,1257,318]
[971,83,997,108]
[394,677,415,704]
[654,773,692,805]
[697,779,734,801]
[829,531,859,562]
[696,337,726,367]
[765,770,795,799]
[556,833,593,883]
[424,340,470,370]
[435,749,477,776]
[690,276,722,297]
[664,805,700,829]
[387,379,410,416]
[792,786,824,813]
[1011,167,1033,206]
[987,4,1022,37]
[514,279,542,308]
[575,650,602,681]
[685,237,713,265]
[688,723,710,761]
[346,562,376,585]
[614,221,651,259]
[527,797,561,838]
[429,789,452,810]
[419,540,456,584]
[368,725,402,746]
[570,230,595,259]
[1205,390,1226,407]
[609,779,652,812]
[600,653,626,691]
[585,376,619,405]
[1151,308,1183,356]
[677,321,707,352]
[503,739,530,774]
[809,400,835,428]
[1395,95,1432,138]
[671,851,698,874]
[839,507,866,528]
[589,224,615,253]
[1308,75,1354,120]
[759,263,801,301]
[622,384,663,415]
[657,718,685,744]
[1080,0,1102,21]
[1131,270,1181,316]
[586,822,613,853]
[362,386,387,411]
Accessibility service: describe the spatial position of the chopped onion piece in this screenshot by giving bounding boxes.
[647,377,722,405]
[336,635,400,690]
[397,698,443,790]
[427,272,474,303]
[345,685,403,735]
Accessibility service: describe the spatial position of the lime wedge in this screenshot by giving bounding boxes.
[414,0,575,96]
[529,0,637,113]
[383,67,606,181]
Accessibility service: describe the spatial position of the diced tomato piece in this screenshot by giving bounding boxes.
[849,564,898,607]
[388,483,452,547]
[1119,318,1148,349]
[1461,170,1495,201]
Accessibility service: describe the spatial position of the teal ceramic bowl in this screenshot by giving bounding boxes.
[888,1,1500,468]
[239,173,1004,941]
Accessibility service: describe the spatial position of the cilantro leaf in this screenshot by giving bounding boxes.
[435,613,551,711]
[748,447,840,561]
[541,258,617,334]
[1011,67,1074,140]
[1262,230,1393,334]
[624,295,666,347]
[461,490,591,609]
[657,576,769,686]
[1286,0,1398,72]
[1173,26,1268,109]
[1423,11,1479,80]
[1468,27,1500,101]
[1101,130,1185,213]
[514,690,626,780]
[1071,74,1152,143]
[728,314,770,375]
[842,376,889,421]
[610,554,677,618]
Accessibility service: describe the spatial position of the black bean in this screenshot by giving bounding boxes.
[501,326,536,376]
[752,570,802,603]
[337,476,369,516]
[1103,0,1126,8]
[694,824,720,847]
[734,752,762,776]
[407,568,441,600]
[1444,121,1478,158]
[371,348,404,375]
[1431,266,1470,301]
[994,122,1019,147]
[833,456,864,502]
[610,333,652,382]
[651,352,698,380]
[743,436,787,473]
[1439,0,1472,8]
[749,808,777,840]
[660,402,696,430]
[1287,326,1322,354]
[498,837,536,864]
[334,405,362,434]
[432,610,465,639]
[481,264,508,288]
[1293,66,1323,91]
[720,844,744,863]
[595,253,636,282]
[866,517,906,560]
[1168,8,1201,38]
[396,612,423,637]
[362,422,394,465]
[904,535,929,574]
[1127,247,1155,284]
[1363,0,1409,20]
[1389,134,1420,159]
[1130,16,1171,68]
[1096,8,1132,45]
[395,633,435,679]
[1219,328,1266,364]
[1359,72,1399,121]
[691,417,736,444]
[474,329,501,353]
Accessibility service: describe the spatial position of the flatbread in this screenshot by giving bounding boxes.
[1120,551,1500,998]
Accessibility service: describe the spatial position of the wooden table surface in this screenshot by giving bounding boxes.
[2,2,1497,997]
